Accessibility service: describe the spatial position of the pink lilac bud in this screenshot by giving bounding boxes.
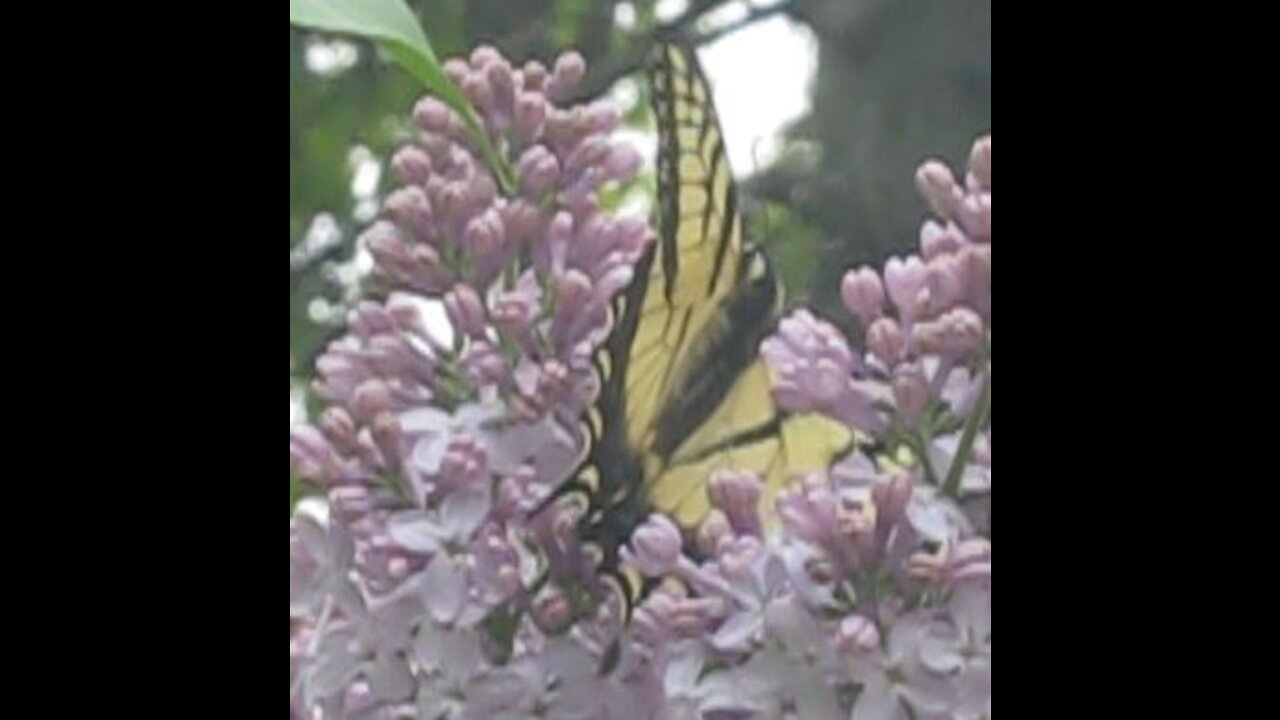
[866,317,905,366]
[370,412,404,474]
[365,223,454,293]
[367,333,435,387]
[290,426,346,483]
[384,296,432,337]
[634,584,722,642]
[916,160,961,219]
[708,471,764,539]
[624,514,684,577]
[494,465,537,519]
[512,360,574,421]
[312,347,367,405]
[405,245,455,294]
[921,254,963,318]
[777,474,841,547]
[462,73,496,117]
[318,407,359,454]
[542,109,577,153]
[551,270,594,345]
[472,527,522,601]
[464,209,508,280]
[920,220,966,261]
[500,200,542,248]
[872,472,914,531]
[461,339,507,388]
[956,192,992,241]
[564,212,609,270]
[585,101,623,135]
[490,275,542,339]
[714,536,766,587]
[602,144,642,181]
[559,167,605,209]
[438,433,488,490]
[959,244,992,317]
[485,61,516,121]
[385,186,434,240]
[884,256,930,326]
[522,60,548,91]
[608,216,652,260]
[420,133,455,168]
[548,51,586,98]
[413,97,453,135]
[467,171,499,212]
[541,211,573,276]
[444,284,488,340]
[349,301,396,337]
[351,380,395,423]
[470,45,501,69]
[518,145,561,197]
[913,308,986,360]
[391,146,432,186]
[696,510,733,557]
[893,363,930,428]
[329,484,379,523]
[591,264,634,313]
[841,267,885,327]
[837,615,881,653]
[534,361,571,411]
[435,181,473,229]
[443,58,469,84]
[514,91,547,139]
[969,136,992,190]
[762,311,885,434]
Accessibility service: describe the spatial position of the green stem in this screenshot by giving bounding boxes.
[942,366,991,498]
[461,114,516,194]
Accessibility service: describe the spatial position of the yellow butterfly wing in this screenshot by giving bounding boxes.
[632,42,852,528]
[619,42,748,454]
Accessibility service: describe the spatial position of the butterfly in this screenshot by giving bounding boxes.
[557,40,852,608]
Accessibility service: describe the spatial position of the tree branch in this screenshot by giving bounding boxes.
[695,1,794,46]
[566,0,793,103]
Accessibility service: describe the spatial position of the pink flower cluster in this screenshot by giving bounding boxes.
[290,45,658,718]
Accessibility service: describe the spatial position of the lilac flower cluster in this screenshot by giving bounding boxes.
[289,40,991,718]
[290,46,656,718]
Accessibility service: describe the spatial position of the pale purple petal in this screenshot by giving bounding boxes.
[853,681,909,720]
[422,556,469,625]
[386,511,445,554]
[441,485,492,539]
[711,611,763,653]
[309,638,362,699]
[368,654,415,702]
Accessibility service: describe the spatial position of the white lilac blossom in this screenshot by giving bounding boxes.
[290,42,992,718]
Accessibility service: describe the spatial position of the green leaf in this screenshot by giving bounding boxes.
[289,0,436,66]
[555,0,590,46]
[289,0,513,191]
